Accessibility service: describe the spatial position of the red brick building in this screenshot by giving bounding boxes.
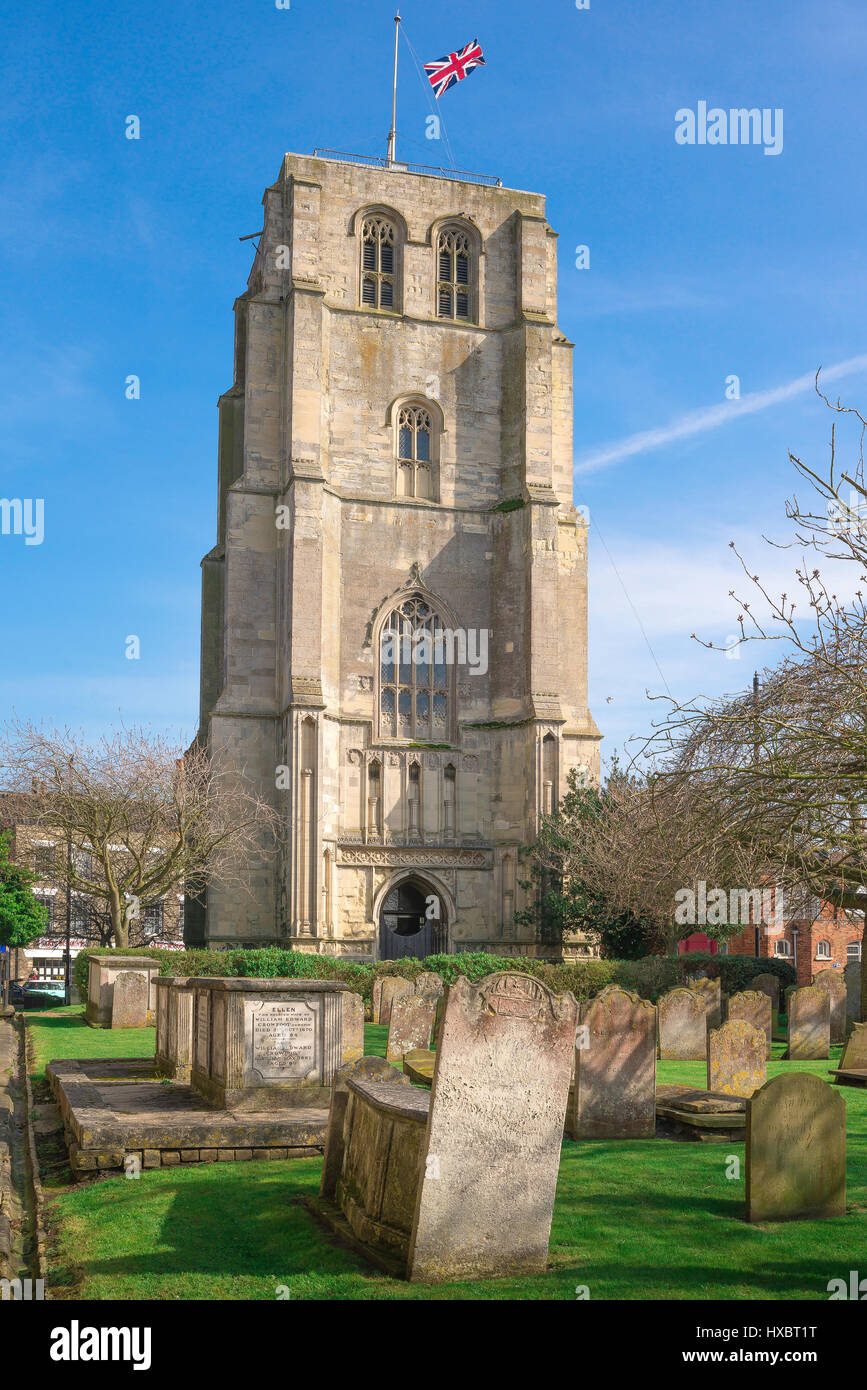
[681,895,862,985]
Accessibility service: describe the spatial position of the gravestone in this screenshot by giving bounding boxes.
[111,971,148,1029]
[658,987,707,1060]
[787,985,830,1060]
[373,976,413,1027]
[845,961,861,1026]
[85,955,161,1028]
[690,976,722,1030]
[838,1022,867,1072]
[813,968,848,1045]
[408,971,577,1282]
[190,977,351,1110]
[727,990,773,1058]
[342,992,365,1066]
[746,1072,846,1221]
[569,984,656,1139]
[751,973,781,1014]
[385,991,438,1067]
[415,972,444,999]
[707,1019,766,1098]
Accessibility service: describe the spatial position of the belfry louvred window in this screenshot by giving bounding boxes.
[437,227,472,320]
[361,216,396,309]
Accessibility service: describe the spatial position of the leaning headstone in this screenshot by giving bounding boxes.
[375,976,413,1027]
[836,1022,867,1074]
[658,987,707,1060]
[408,972,577,1282]
[787,985,830,1060]
[690,976,722,1030]
[751,973,781,1014]
[570,984,656,1139]
[727,990,773,1058]
[746,1072,846,1221]
[845,961,861,1026]
[386,991,438,1067]
[111,972,148,1029]
[813,969,848,1045]
[707,1019,766,1098]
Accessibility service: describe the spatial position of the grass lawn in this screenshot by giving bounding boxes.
[25,1006,867,1301]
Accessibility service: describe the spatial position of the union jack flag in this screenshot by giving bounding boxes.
[424,38,486,100]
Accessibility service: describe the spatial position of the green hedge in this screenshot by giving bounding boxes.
[74,946,797,1015]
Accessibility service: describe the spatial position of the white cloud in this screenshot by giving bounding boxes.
[575,354,867,475]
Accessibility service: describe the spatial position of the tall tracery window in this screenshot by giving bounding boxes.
[361,215,396,309]
[396,404,432,499]
[379,593,451,741]
[437,226,473,320]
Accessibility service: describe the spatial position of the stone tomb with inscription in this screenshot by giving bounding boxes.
[191,978,354,1111]
[310,971,577,1282]
[568,985,656,1139]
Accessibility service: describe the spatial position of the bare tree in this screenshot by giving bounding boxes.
[644,385,867,1011]
[0,722,279,948]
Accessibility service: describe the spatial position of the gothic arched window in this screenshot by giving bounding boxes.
[360,214,397,310]
[437,224,474,321]
[396,403,433,499]
[378,592,453,741]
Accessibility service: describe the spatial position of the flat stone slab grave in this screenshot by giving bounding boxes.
[655,1083,746,1142]
[47,1058,328,1178]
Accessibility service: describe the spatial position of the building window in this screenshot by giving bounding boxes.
[33,844,54,878]
[815,939,831,959]
[72,849,92,880]
[774,939,792,957]
[396,404,433,499]
[360,215,396,310]
[437,226,474,321]
[142,902,164,939]
[69,898,90,934]
[34,896,53,932]
[378,593,452,742]
[847,940,862,961]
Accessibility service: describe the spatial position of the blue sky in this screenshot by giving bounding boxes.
[2,0,866,763]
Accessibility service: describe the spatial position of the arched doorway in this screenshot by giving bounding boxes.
[378,876,448,960]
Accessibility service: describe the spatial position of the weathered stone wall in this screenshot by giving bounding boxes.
[198,153,600,954]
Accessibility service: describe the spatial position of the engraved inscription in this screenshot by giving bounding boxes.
[246,999,320,1082]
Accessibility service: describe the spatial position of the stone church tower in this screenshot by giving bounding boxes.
[192,151,600,959]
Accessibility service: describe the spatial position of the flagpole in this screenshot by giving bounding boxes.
[387,11,400,164]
